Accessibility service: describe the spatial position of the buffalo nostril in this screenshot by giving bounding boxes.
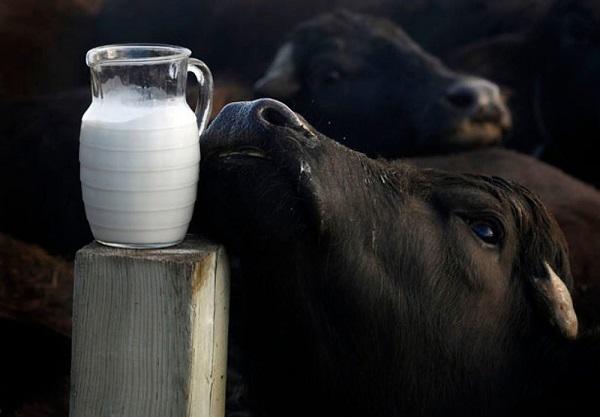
[446,86,477,109]
[445,79,509,125]
[253,98,303,129]
[474,105,502,122]
[261,107,293,127]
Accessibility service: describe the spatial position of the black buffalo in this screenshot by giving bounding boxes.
[254,10,512,157]
[198,98,596,417]
[449,0,600,186]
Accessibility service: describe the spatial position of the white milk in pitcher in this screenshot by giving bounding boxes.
[80,92,199,247]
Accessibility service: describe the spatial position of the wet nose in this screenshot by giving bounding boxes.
[250,98,305,130]
[446,78,510,126]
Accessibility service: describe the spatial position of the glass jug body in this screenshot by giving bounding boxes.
[80,44,213,248]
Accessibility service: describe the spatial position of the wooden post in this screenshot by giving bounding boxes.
[70,237,229,417]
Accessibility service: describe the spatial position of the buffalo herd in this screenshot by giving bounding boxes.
[1,0,599,416]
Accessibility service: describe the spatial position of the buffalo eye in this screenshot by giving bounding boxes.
[469,221,501,246]
[458,215,503,246]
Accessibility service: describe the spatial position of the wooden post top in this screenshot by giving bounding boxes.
[76,235,223,263]
[71,234,230,417]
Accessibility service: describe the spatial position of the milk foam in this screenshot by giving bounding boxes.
[82,96,196,130]
[80,89,200,247]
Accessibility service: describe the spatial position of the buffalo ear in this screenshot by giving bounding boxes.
[254,43,301,99]
[532,262,578,340]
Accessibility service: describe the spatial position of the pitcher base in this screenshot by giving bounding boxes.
[95,239,184,249]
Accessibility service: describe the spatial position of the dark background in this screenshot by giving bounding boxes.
[1,1,596,416]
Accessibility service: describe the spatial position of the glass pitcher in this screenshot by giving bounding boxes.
[79,44,213,248]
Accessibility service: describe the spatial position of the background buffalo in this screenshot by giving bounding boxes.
[254,11,511,157]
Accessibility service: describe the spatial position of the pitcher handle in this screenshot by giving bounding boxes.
[188,58,214,134]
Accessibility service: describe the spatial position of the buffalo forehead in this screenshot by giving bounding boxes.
[421,173,545,234]
[291,11,412,61]
[430,185,507,218]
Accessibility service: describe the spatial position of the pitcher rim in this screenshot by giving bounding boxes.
[86,44,192,67]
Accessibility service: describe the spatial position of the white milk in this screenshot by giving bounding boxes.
[80,93,199,247]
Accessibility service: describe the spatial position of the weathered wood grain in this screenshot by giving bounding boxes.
[71,236,229,417]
